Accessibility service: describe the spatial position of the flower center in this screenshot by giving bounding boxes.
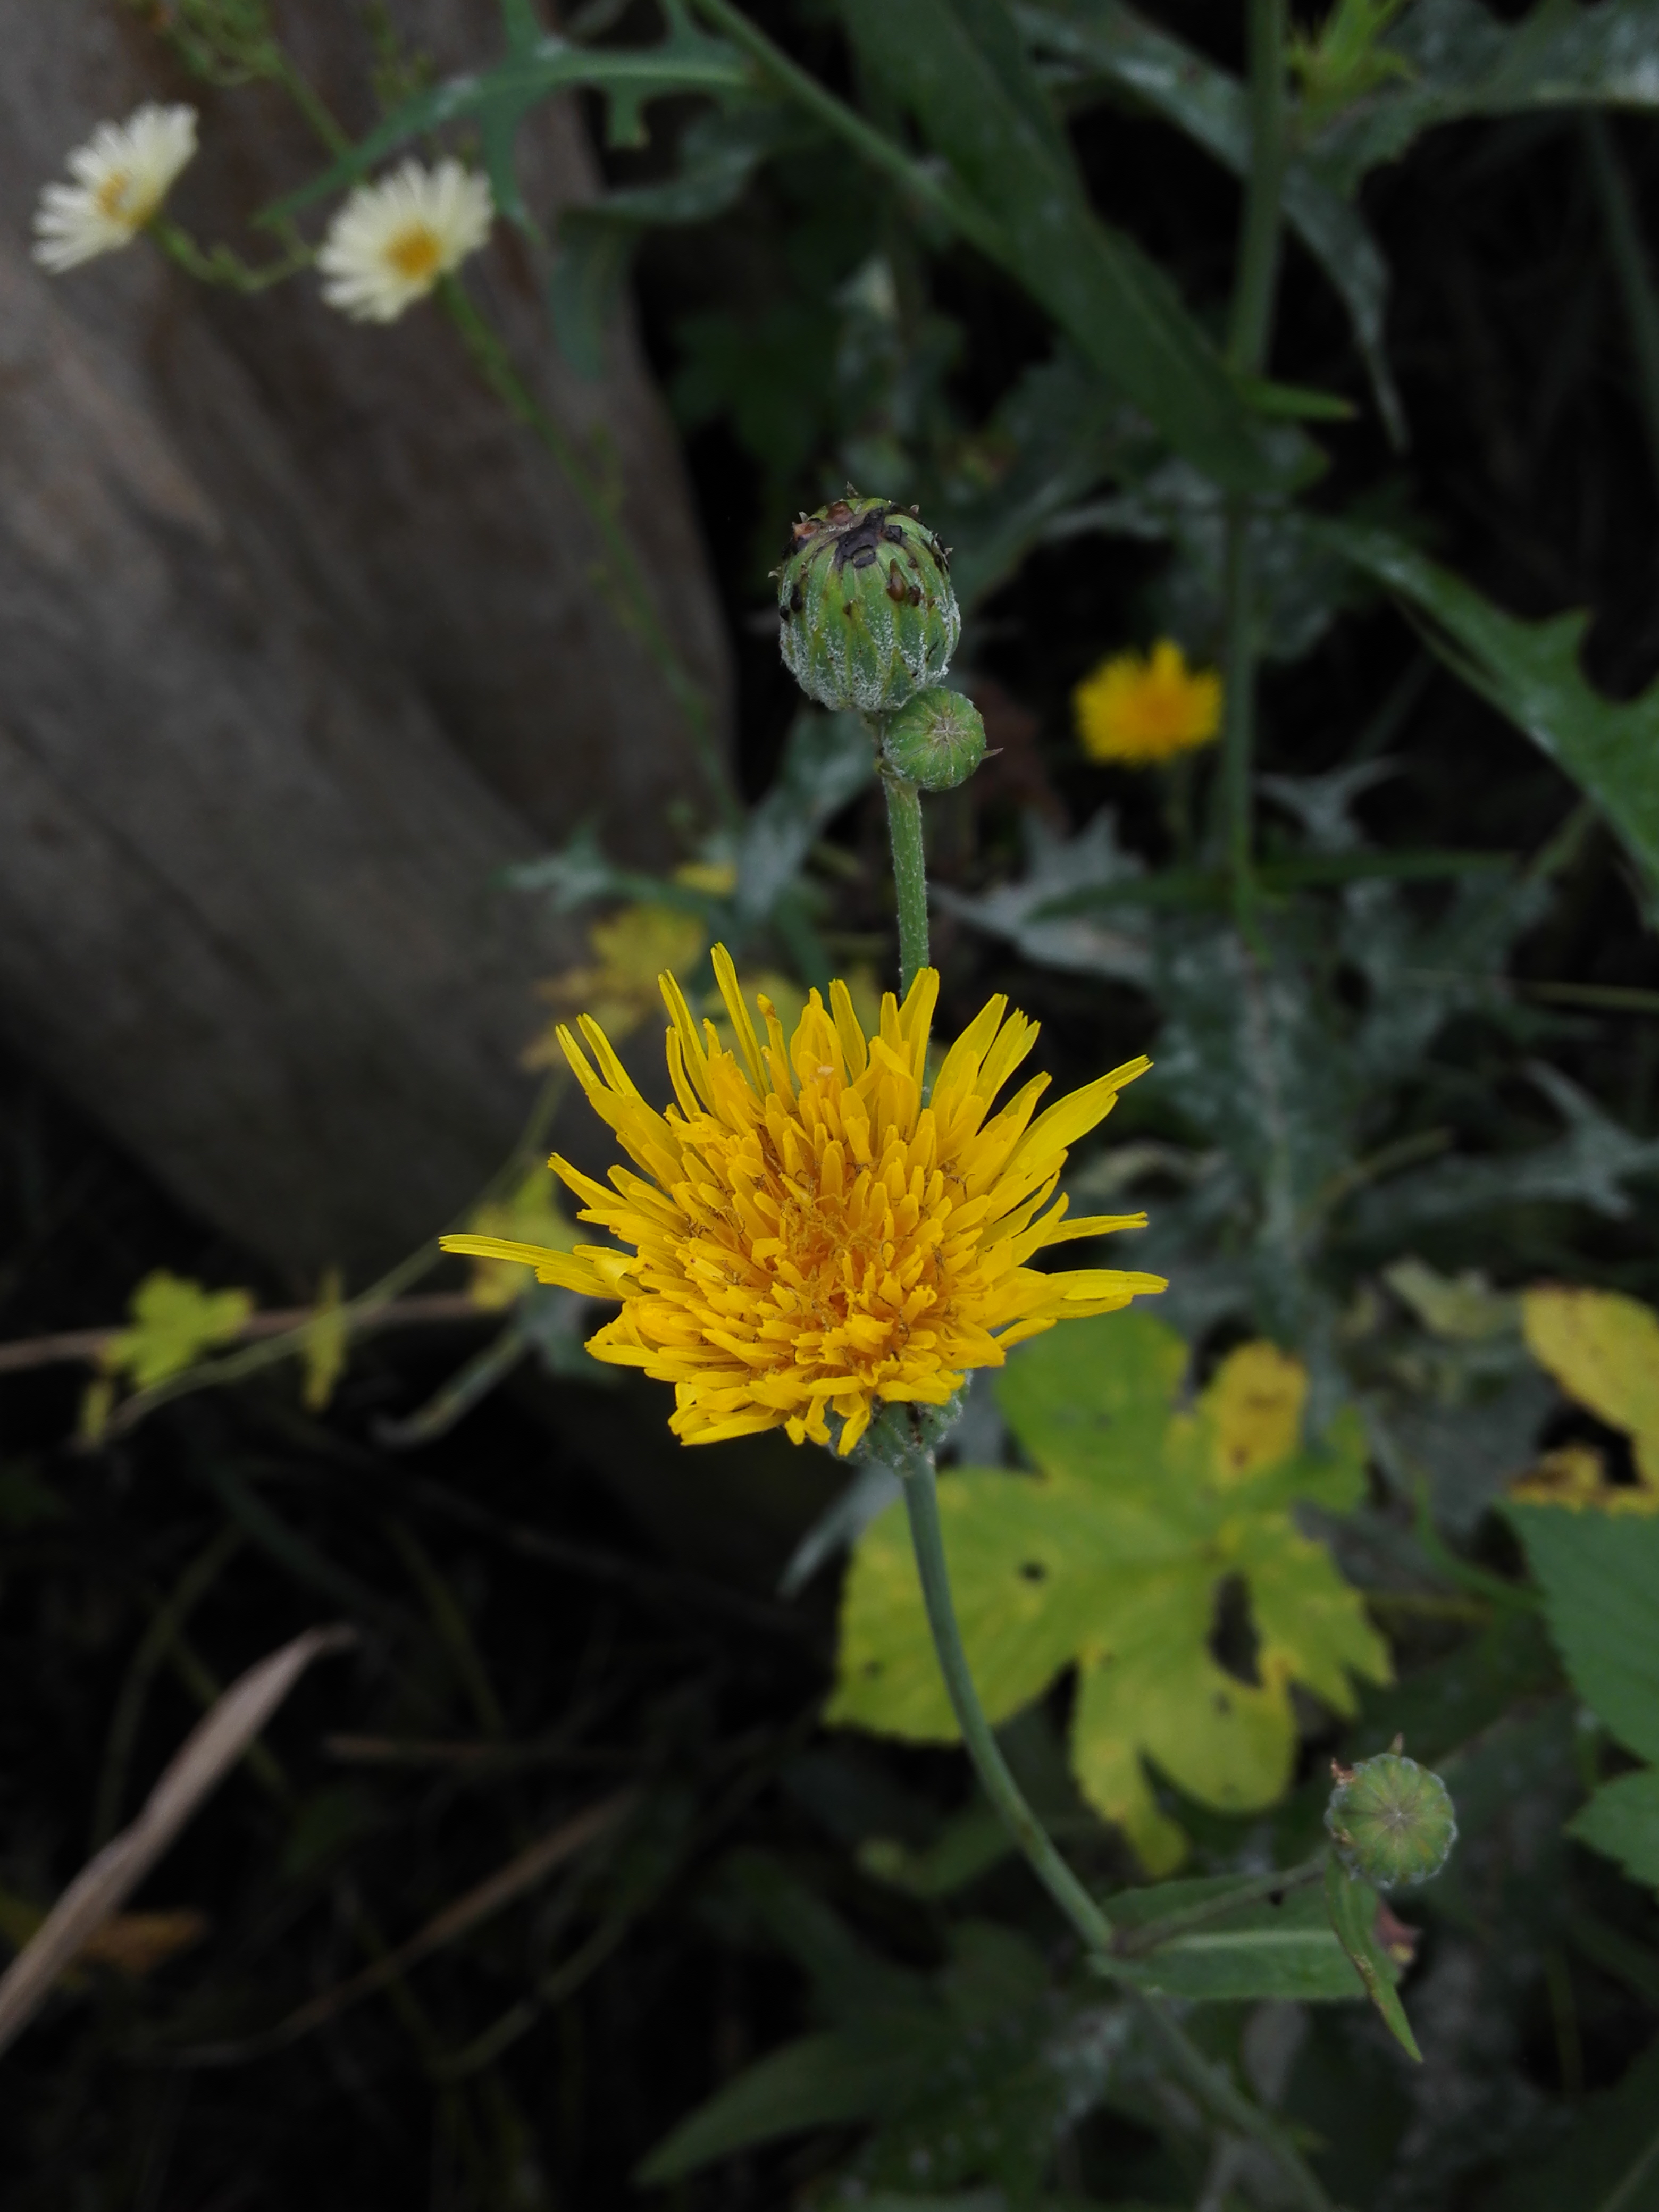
[385,223,443,282]
[95,170,146,223]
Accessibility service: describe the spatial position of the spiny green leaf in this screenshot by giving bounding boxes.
[634,2032,891,2181]
[837,0,1304,493]
[636,1893,1107,2193]
[1321,520,1659,890]
[1019,0,1406,441]
[831,1313,1389,1871]
[1306,0,1659,199]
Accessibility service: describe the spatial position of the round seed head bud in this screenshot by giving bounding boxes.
[1326,1750,1457,1890]
[777,496,959,714]
[881,686,986,792]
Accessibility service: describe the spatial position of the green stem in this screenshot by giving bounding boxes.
[1220,496,1257,932]
[1227,0,1288,379]
[1218,0,1287,930]
[438,279,735,827]
[690,0,1006,262]
[884,1421,1335,2212]
[1583,113,1659,498]
[892,1425,1115,1951]
[150,219,313,293]
[881,769,931,992]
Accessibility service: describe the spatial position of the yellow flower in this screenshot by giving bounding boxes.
[443,949,1163,1455]
[463,1171,580,1311]
[1074,640,1222,766]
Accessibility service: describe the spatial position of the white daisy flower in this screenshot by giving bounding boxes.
[317,159,493,324]
[32,103,199,273]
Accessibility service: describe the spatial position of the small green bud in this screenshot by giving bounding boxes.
[1326,1747,1457,1890]
[776,495,959,714]
[881,686,986,792]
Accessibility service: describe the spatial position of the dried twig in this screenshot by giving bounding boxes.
[0,1624,356,2058]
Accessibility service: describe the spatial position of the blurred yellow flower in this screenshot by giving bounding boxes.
[444,947,1163,1455]
[525,903,708,1067]
[1074,640,1222,766]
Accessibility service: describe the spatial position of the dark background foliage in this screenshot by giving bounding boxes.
[4,2,1659,2206]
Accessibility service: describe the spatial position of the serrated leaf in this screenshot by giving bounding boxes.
[1568,1770,1659,1889]
[1505,1507,1659,1764]
[1522,1284,1659,1489]
[830,1313,1389,1871]
[103,1272,254,1392]
[1321,521,1659,890]
[1323,1858,1421,2060]
[837,0,1302,493]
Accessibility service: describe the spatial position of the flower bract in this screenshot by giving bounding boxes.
[317,159,493,323]
[32,104,198,272]
[443,949,1163,1454]
[1074,639,1222,766]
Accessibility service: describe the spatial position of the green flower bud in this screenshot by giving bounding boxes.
[1326,1749,1457,1890]
[881,686,986,792]
[776,496,959,714]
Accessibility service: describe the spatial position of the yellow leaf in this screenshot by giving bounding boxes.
[672,858,738,896]
[302,1266,348,1413]
[830,1312,1389,1871]
[463,1172,579,1311]
[525,903,708,1065]
[1510,1444,1659,1516]
[1523,1285,1659,1491]
[1385,1256,1518,1342]
[1202,1340,1308,1482]
[102,1272,254,1392]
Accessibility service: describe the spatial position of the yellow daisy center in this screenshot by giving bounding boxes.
[386,223,443,282]
[443,950,1163,1455]
[95,170,146,222]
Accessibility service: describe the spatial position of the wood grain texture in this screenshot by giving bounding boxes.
[0,2,732,1276]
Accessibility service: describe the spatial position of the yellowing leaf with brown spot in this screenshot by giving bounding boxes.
[1522,1285,1659,1489]
[830,1313,1389,1873]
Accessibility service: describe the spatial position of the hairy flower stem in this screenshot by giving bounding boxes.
[893,1426,1117,1949]
[880,1421,1336,2212]
[1219,0,1287,935]
[881,768,931,993]
[439,280,734,828]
